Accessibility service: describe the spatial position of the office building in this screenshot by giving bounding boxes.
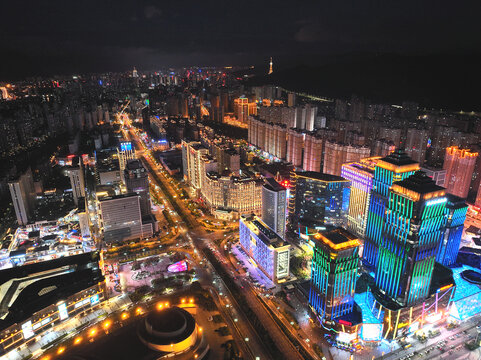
[375,171,447,306]
[262,178,287,238]
[239,214,290,283]
[364,150,419,269]
[216,147,240,175]
[8,168,36,226]
[68,157,86,206]
[436,194,467,266]
[303,133,324,172]
[95,148,122,185]
[289,171,350,234]
[117,141,135,175]
[98,193,153,242]
[124,159,151,216]
[341,157,380,238]
[309,228,360,324]
[443,146,478,199]
[323,141,371,176]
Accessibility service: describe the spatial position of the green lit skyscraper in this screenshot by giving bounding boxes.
[309,228,360,325]
[364,150,419,269]
[374,171,447,306]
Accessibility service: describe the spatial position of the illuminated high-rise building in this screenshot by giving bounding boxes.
[436,194,467,267]
[309,228,360,324]
[289,172,350,233]
[8,168,36,226]
[443,146,478,199]
[303,133,323,172]
[234,97,257,123]
[323,141,371,176]
[286,128,304,167]
[181,140,209,193]
[262,178,287,238]
[117,140,136,176]
[374,171,447,307]
[363,149,419,268]
[68,157,85,206]
[341,157,380,238]
[296,104,318,131]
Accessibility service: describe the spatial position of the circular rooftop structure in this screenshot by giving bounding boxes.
[138,306,198,353]
[461,269,481,284]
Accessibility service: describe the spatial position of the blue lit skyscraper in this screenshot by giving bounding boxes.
[289,171,350,236]
[309,228,360,325]
[436,194,467,266]
[364,150,419,269]
[375,171,447,306]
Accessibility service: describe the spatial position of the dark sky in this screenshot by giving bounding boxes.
[1,0,481,80]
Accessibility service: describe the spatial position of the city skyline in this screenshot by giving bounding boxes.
[2,3,481,360]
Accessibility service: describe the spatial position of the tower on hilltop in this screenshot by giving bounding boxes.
[268,57,273,74]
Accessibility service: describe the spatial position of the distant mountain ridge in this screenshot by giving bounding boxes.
[246,53,481,112]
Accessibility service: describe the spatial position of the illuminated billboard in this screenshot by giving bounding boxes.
[120,142,133,152]
[90,294,100,305]
[58,303,69,321]
[360,323,383,342]
[22,321,34,340]
[167,260,189,273]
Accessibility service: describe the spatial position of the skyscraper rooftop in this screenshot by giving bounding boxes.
[393,170,444,195]
[377,149,420,174]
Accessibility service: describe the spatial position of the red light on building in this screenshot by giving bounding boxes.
[281,180,291,188]
[338,319,352,326]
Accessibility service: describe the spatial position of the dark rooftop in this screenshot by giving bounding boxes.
[263,178,285,192]
[380,148,418,166]
[125,159,145,171]
[321,228,358,245]
[446,193,468,209]
[99,193,139,202]
[393,171,444,194]
[294,171,347,182]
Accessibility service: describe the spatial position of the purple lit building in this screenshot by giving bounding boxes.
[341,157,379,238]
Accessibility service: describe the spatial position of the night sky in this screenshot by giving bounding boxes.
[1,1,481,80]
